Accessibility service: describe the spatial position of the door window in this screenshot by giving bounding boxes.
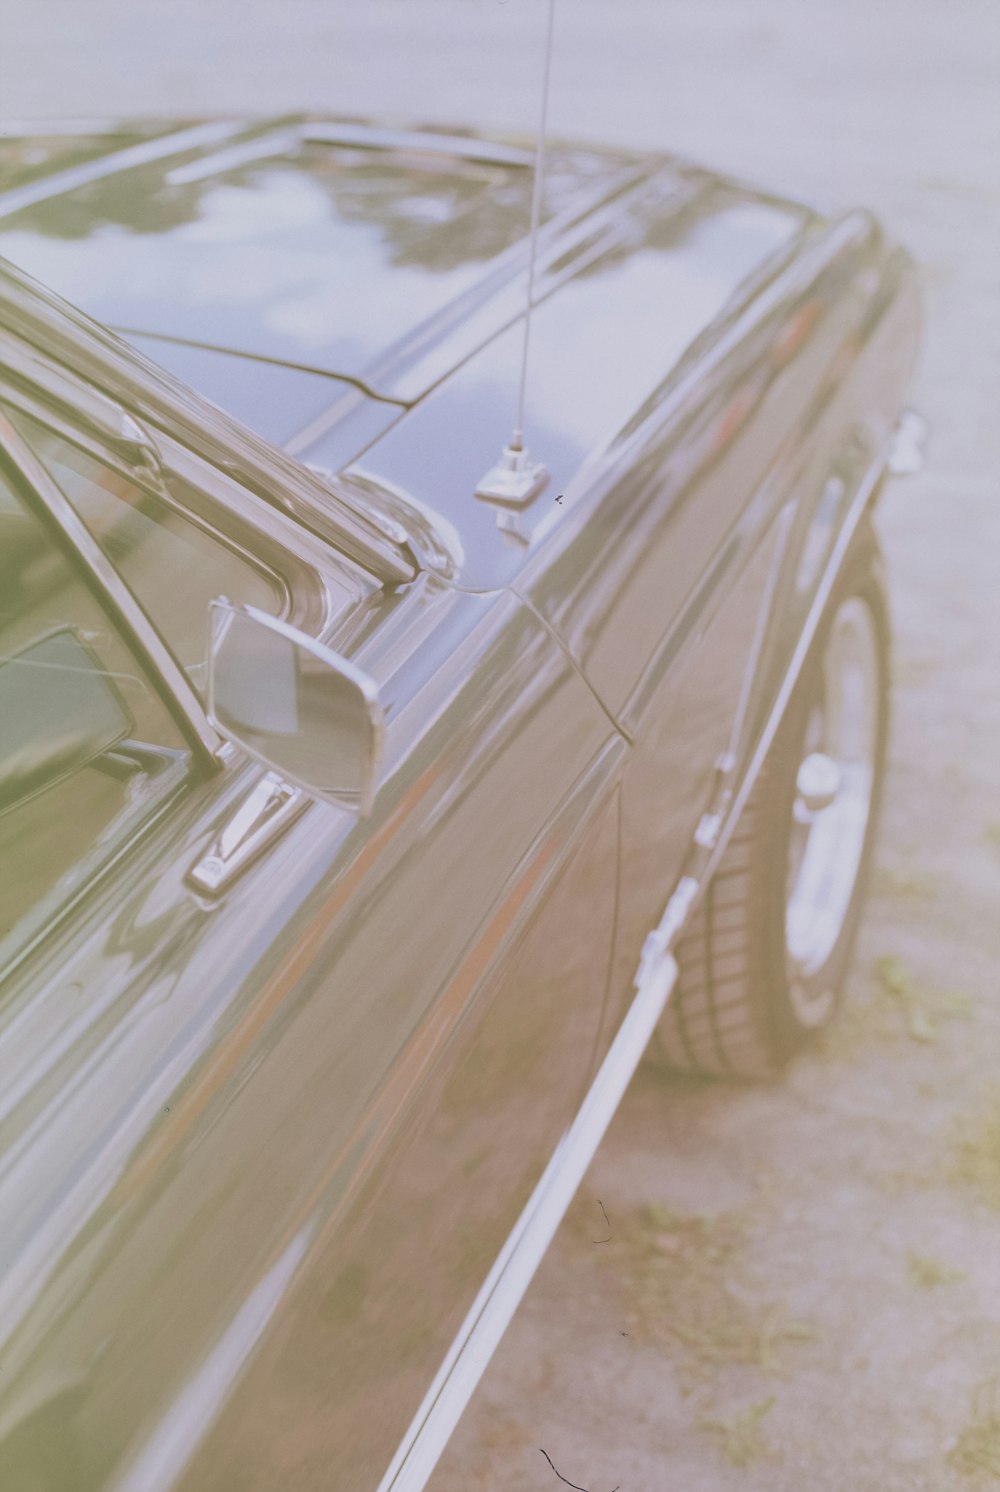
[11,409,285,691]
[0,459,194,974]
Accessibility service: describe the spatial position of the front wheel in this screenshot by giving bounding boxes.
[653,514,890,1078]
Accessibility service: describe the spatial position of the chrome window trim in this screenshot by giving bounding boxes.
[0,331,379,644]
[157,433,376,639]
[0,408,221,761]
[0,329,163,476]
[0,258,417,586]
[0,374,165,504]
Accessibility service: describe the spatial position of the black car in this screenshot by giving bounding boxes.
[0,115,922,1491]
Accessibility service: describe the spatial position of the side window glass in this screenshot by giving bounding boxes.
[11,411,285,690]
[0,462,193,973]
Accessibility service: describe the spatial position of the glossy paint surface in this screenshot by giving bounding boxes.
[0,117,921,1491]
[330,180,808,591]
[123,332,404,454]
[0,121,639,397]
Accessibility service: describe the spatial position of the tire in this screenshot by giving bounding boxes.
[653,514,890,1078]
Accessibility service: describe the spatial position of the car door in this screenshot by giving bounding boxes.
[0,386,622,1492]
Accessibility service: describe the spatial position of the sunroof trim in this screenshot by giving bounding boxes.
[162,121,537,189]
[302,121,535,170]
[164,129,303,185]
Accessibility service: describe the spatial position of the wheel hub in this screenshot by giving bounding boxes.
[784,597,880,1019]
[794,751,842,816]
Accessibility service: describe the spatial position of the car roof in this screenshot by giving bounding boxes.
[0,116,643,404]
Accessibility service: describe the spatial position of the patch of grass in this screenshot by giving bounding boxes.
[907,1251,966,1290]
[950,1088,1000,1210]
[873,956,974,1045]
[875,956,934,1042]
[818,960,973,1063]
[948,1381,1000,1478]
[701,1397,776,1468]
[816,989,897,1060]
[873,865,939,902]
[892,657,940,687]
[579,1199,814,1380]
[936,990,977,1020]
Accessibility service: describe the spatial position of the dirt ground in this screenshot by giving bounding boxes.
[4,2,999,1487]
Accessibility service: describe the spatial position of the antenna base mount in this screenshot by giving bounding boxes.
[474,443,549,508]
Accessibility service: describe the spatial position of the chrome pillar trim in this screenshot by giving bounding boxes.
[186,772,309,895]
[0,260,418,588]
[887,407,927,476]
[0,408,222,761]
[378,949,679,1492]
[1,329,163,478]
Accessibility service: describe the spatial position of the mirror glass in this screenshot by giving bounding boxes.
[0,628,134,815]
[208,602,381,813]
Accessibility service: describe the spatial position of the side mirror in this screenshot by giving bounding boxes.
[0,628,133,814]
[207,600,384,816]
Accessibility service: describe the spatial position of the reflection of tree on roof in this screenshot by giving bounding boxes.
[0,123,170,197]
[3,133,637,275]
[8,165,211,240]
[292,145,534,271]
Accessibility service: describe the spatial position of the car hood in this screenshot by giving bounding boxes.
[0,117,642,410]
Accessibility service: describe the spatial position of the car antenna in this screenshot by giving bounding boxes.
[474,0,556,507]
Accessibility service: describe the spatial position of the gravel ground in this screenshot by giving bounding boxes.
[4,3,999,1488]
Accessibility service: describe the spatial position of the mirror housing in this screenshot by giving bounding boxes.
[207,600,384,816]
